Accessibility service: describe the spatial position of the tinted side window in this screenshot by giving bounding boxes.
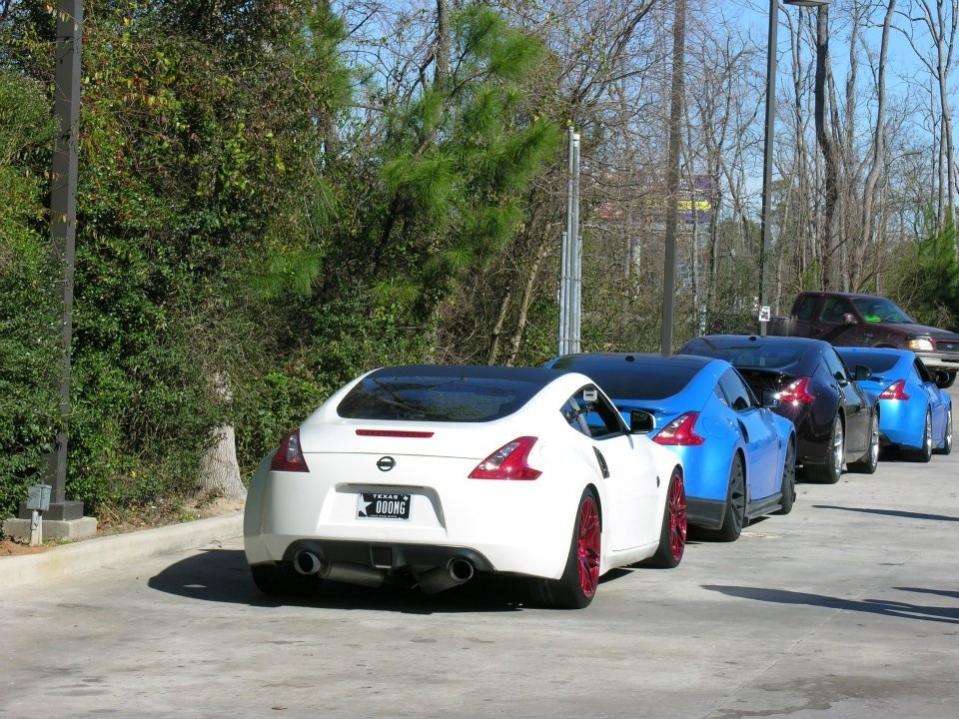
[822,348,849,382]
[719,370,755,411]
[820,298,855,323]
[795,295,818,321]
[561,386,624,439]
[915,359,933,383]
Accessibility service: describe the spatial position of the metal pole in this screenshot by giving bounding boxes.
[660,0,686,356]
[758,0,778,337]
[47,0,84,517]
[558,231,569,355]
[570,132,582,353]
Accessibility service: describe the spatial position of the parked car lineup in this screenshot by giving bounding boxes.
[244,333,955,609]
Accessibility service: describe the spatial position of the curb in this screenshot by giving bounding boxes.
[1,511,243,591]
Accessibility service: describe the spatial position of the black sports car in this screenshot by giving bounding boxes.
[679,335,880,483]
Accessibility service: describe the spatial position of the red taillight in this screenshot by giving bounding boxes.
[270,430,309,472]
[778,377,816,405]
[469,436,542,480]
[355,429,434,438]
[654,412,705,446]
[879,379,910,401]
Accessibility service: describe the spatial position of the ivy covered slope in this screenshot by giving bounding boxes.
[0,1,558,520]
[0,72,59,517]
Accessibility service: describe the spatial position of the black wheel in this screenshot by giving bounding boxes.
[935,408,953,455]
[774,439,796,515]
[251,563,320,597]
[941,372,956,389]
[644,468,687,568]
[911,411,934,462]
[848,412,879,474]
[700,455,746,542]
[532,488,601,609]
[804,416,844,484]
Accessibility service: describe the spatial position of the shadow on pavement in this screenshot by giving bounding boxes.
[813,504,959,523]
[703,584,959,625]
[149,548,634,614]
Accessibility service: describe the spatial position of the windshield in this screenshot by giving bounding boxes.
[851,298,913,324]
[338,374,541,422]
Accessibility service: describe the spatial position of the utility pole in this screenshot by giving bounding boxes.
[43,0,85,523]
[661,0,686,356]
[558,127,581,356]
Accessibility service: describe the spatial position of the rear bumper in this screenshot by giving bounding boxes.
[268,539,496,573]
[919,351,959,372]
[687,497,725,530]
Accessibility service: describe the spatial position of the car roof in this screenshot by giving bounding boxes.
[835,347,912,360]
[687,334,828,351]
[799,291,888,302]
[548,352,718,371]
[370,364,561,385]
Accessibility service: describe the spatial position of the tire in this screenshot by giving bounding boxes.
[534,488,601,609]
[774,439,796,515]
[645,468,687,568]
[804,416,844,484]
[942,372,957,389]
[910,411,934,462]
[935,408,953,455]
[848,412,879,474]
[251,563,320,597]
[700,455,746,542]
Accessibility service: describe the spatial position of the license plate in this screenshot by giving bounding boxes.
[357,493,411,520]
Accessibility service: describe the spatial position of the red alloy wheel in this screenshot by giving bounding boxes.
[668,472,688,563]
[576,495,601,598]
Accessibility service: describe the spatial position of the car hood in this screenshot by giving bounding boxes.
[901,323,959,340]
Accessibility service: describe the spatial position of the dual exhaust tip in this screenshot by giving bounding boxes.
[292,550,474,593]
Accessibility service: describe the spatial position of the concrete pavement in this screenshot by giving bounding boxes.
[1,394,956,718]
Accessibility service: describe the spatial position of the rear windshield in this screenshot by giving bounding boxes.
[337,374,541,422]
[551,358,697,400]
[837,352,900,374]
[685,341,805,370]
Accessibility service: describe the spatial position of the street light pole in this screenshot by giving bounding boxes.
[45,0,84,521]
[758,0,778,337]
[758,0,830,336]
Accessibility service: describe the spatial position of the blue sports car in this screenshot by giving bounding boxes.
[836,347,953,460]
[547,353,797,541]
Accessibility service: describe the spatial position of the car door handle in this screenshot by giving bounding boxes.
[592,447,610,478]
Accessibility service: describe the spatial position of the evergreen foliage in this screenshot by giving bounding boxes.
[0,2,558,520]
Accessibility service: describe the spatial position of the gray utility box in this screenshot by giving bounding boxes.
[26,484,52,512]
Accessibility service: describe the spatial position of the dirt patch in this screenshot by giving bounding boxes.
[95,495,246,537]
[0,540,48,557]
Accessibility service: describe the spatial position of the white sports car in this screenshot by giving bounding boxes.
[244,365,687,608]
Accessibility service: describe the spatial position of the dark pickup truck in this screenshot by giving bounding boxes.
[767,291,959,386]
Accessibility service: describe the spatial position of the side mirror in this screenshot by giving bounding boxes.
[732,396,750,412]
[629,410,655,434]
[853,365,872,381]
[842,313,858,325]
[834,371,848,385]
[936,371,952,389]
